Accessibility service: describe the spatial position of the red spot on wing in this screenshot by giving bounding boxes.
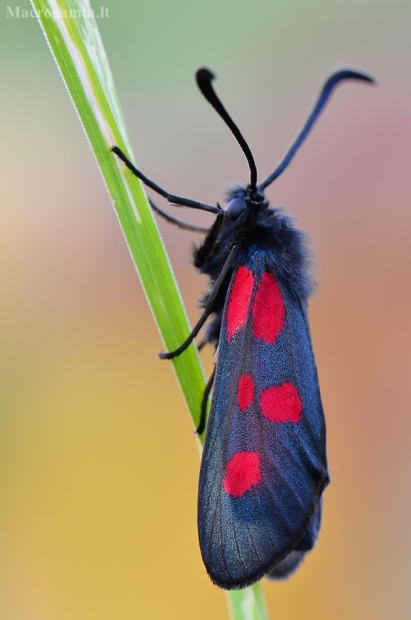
[252,272,285,344]
[260,382,302,423]
[237,374,255,412]
[226,266,254,341]
[223,452,262,497]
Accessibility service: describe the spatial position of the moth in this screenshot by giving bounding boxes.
[112,67,374,589]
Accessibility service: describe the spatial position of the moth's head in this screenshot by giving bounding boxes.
[225,185,266,221]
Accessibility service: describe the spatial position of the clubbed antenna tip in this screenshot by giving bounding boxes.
[196,68,258,190]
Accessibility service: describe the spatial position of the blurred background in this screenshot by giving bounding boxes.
[1,0,410,618]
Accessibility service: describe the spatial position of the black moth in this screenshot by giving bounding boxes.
[112,68,374,589]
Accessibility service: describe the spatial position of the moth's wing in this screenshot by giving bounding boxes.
[266,496,323,580]
[198,262,329,590]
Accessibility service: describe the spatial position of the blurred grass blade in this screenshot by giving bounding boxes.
[30,0,269,617]
[228,584,269,620]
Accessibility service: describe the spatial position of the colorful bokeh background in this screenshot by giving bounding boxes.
[1,0,411,618]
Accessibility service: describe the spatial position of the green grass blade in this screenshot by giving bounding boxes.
[227,584,269,620]
[30,1,270,617]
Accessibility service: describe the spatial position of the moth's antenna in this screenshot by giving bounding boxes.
[258,69,376,191]
[196,68,258,190]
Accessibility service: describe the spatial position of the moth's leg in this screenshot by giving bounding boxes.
[196,337,208,351]
[196,367,216,436]
[149,199,208,233]
[194,211,225,268]
[159,245,238,360]
[112,146,221,215]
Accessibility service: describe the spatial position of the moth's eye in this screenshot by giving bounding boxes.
[226,197,247,220]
